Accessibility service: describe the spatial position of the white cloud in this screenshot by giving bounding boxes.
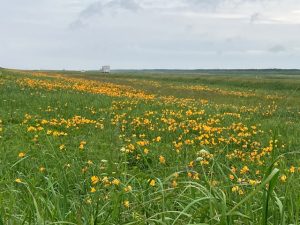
[1,0,300,69]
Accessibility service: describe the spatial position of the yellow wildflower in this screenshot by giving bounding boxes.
[124,185,132,192]
[79,141,86,150]
[240,166,249,174]
[149,179,156,187]
[91,176,100,185]
[193,173,200,180]
[15,178,22,183]
[102,176,109,184]
[231,166,237,173]
[82,166,88,173]
[27,126,36,132]
[172,180,177,188]
[123,200,130,208]
[112,179,121,186]
[232,186,239,192]
[280,175,287,183]
[249,179,257,186]
[18,152,26,158]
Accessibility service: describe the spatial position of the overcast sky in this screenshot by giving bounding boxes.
[1,0,300,70]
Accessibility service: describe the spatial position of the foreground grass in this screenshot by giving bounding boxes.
[0,69,299,224]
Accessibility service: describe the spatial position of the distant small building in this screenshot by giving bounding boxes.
[101,65,110,73]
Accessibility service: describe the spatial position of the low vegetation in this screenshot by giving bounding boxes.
[0,69,299,224]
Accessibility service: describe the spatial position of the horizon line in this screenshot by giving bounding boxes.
[2,67,300,72]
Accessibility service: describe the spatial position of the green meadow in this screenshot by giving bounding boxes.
[0,68,299,224]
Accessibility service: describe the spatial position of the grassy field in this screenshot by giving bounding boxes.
[0,68,299,224]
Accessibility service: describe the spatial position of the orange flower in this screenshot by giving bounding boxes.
[289,166,295,173]
[159,155,166,164]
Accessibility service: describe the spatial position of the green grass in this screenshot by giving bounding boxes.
[0,68,299,224]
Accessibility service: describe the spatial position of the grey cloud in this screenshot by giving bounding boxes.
[184,0,268,10]
[184,0,224,8]
[268,45,287,53]
[109,0,140,11]
[70,0,141,29]
[250,13,262,23]
[79,0,140,18]
[69,19,87,30]
[80,2,104,18]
